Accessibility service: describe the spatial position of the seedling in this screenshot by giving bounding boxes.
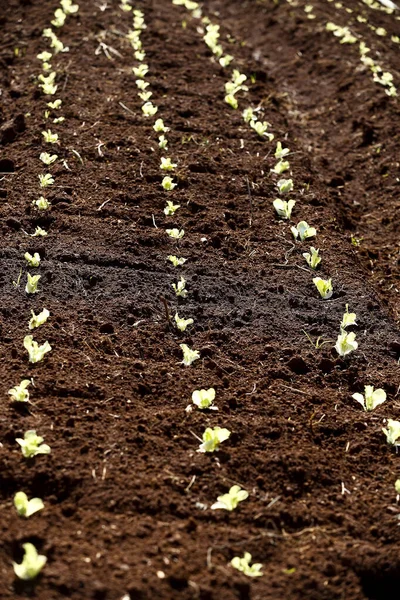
[160,157,177,171]
[313,277,333,299]
[275,141,290,159]
[53,116,64,124]
[23,335,52,363]
[61,0,79,14]
[25,274,40,294]
[277,178,293,194]
[225,94,238,109]
[16,430,51,458]
[175,313,193,331]
[180,343,200,366]
[162,176,176,191]
[168,255,187,267]
[273,198,295,220]
[396,480,400,496]
[303,247,321,269]
[33,197,51,210]
[132,64,149,78]
[198,426,230,452]
[40,82,58,95]
[39,152,58,165]
[41,130,58,143]
[135,79,148,91]
[154,119,170,133]
[341,304,357,329]
[31,226,48,237]
[383,419,400,446]
[250,120,274,140]
[231,553,263,577]
[14,492,44,518]
[192,388,216,409]
[291,221,316,242]
[272,160,290,174]
[335,330,358,357]
[135,51,146,62]
[219,55,233,67]
[211,485,248,511]
[158,135,168,149]
[142,101,158,117]
[164,201,180,216]
[47,99,62,109]
[166,228,184,239]
[8,380,31,403]
[29,308,50,330]
[242,107,256,123]
[39,173,55,188]
[172,276,187,297]
[24,252,40,267]
[37,51,52,62]
[13,543,47,580]
[352,386,386,411]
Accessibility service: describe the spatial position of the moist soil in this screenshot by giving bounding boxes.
[1,0,400,599]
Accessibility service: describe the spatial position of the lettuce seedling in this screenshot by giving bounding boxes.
[24,335,52,363]
[275,141,290,159]
[25,274,40,294]
[61,0,79,14]
[42,28,65,54]
[39,173,55,188]
[14,492,44,518]
[135,50,146,61]
[142,102,158,117]
[180,343,200,366]
[29,308,50,330]
[395,479,400,495]
[172,276,187,297]
[211,485,248,511]
[33,197,51,210]
[13,543,47,580]
[154,118,170,133]
[40,81,58,95]
[37,51,52,62]
[8,380,31,403]
[132,64,149,78]
[16,430,51,458]
[168,255,186,267]
[353,386,386,411]
[382,419,400,446]
[272,160,290,174]
[273,198,295,220]
[219,55,234,67]
[39,152,58,165]
[313,277,333,299]
[198,426,230,452]
[242,107,256,123]
[192,388,216,409]
[166,228,184,239]
[159,135,168,149]
[135,79,149,90]
[175,313,193,331]
[225,94,238,109]
[335,330,358,357]
[250,120,274,140]
[277,178,293,194]
[164,201,180,216]
[231,553,263,577]
[53,116,65,124]
[341,304,356,329]
[303,247,321,269]
[31,226,48,237]
[24,252,41,267]
[161,157,177,171]
[47,99,62,109]
[162,176,176,191]
[225,81,248,95]
[138,91,152,102]
[41,130,58,143]
[291,221,316,242]
[51,8,67,28]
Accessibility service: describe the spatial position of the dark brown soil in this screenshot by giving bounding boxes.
[1,0,400,599]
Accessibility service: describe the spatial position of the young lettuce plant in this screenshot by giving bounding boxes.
[275,141,290,159]
[136,79,149,90]
[382,419,400,446]
[250,120,274,140]
[273,198,295,220]
[174,313,193,332]
[16,430,51,458]
[291,221,316,242]
[158,135,168,149]
[8,380,31,403]
[168,255,187,267]
[41,130,58,143]
[29,308,50,330]
[271,160,290,174]
[25,274,40,294]
[313,277,333,299]
[198,426,230,452]
[341,304,357,329]
[24,252,41,267]
[47,99,62,110]
[162,177,176,191]
[231,553,263,577]
[277,178,293,194]
[192,388,216,410]
[225,94,238,109]
[219,54,234,67]
[61,0,79,14]
[166,228,184,239]
[31,226,48,237]
[160,157,177,171]
[154,118,170,133]
[180,343,200,366]
[142,102,158,117]
[242,107,256,123]
[24,335,52,363]
[335,330,358,357]
[172,277,187,297]
[39,152,58,165]
[211,485,248,511]
[51,8,67,28]
[164,201,180,216]
[33,197,51,210]
[132,64,149,78]
[303,247,321,269]
[14,492,44,518]
[13,543,47,580]
[352,386,386,411]
[39,173,55,188]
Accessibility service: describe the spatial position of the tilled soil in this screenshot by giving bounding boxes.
[0,1,400,599]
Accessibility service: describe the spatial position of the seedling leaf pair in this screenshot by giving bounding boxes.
[382,419,400,446]
[174,313,193,331]
[211,485,248,511]
[180,344,200,366]
[24,335,52,363]
[335,330,358,357]
[14,492,44,518]
[13,543,47,580]
[303,247,321,269]
[273,198,295,220]
[16,430,51,458]
[192,388,216,410]
[231,553,263,577]
[291,221,316,242]
[198,426,230,452]
[313,277,333,299]
[352,386,386,411]
[8,380,31,403]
